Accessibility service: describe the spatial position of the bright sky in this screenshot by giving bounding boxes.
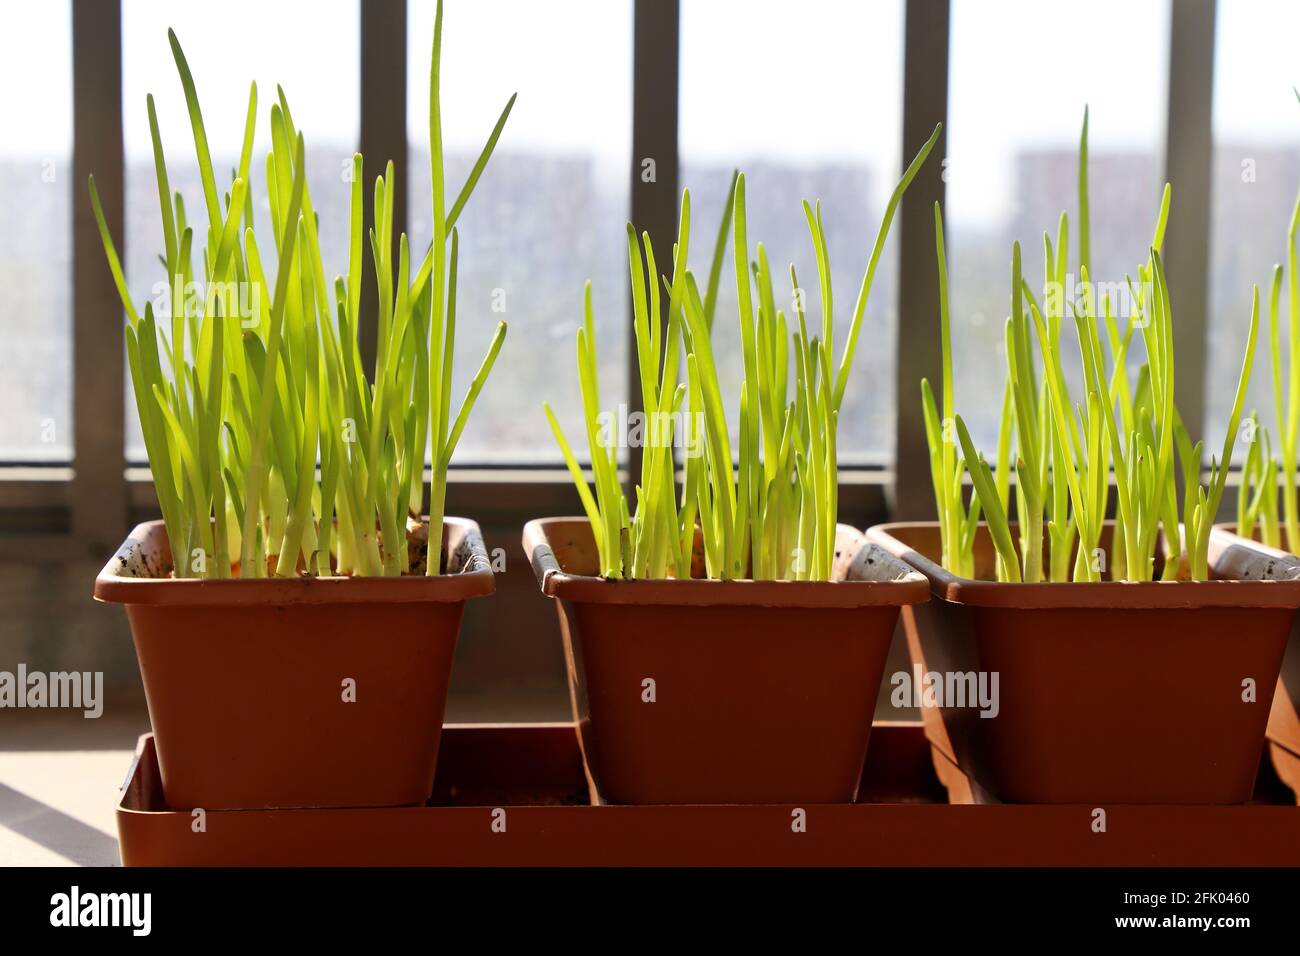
[679,0,905,170]
[1,0,1296,222]
[121,0,360,164]
[408,0,631,182]
[1212,0,1300,142]
[946,0,1172,226]
[0,2,73,156]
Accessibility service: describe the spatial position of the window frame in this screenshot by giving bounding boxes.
[1,0,1226,556]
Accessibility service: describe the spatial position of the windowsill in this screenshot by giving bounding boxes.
[0,461,897,551]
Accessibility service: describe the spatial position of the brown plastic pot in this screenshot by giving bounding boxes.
[94,517,494,810]
[522,517,929,804]
[867,521,1297,804]
[1209,525,1300,769]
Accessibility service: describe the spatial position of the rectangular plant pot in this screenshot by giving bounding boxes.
[94,517,494,810]
[521,517,929,805]
[1210,525,1300,765]
[867,521,1297,805]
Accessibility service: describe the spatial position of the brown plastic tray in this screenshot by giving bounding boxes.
[117,722,1300,866]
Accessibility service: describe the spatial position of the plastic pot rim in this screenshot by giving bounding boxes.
[869,520,1300,610]
[523,516,929,609]
[94,515,495,607]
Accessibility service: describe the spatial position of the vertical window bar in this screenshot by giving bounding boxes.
[359,0,409,376]
[1164,0,1216,455]
[72,0,126,548]
[629,0,680,486]
[893,0,951,519]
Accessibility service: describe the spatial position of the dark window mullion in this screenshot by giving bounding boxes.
[359,0,409,378]
[1164,0,1216,454]
[893,0,951,520]
[628,0,680,488]
[72,0,126,548]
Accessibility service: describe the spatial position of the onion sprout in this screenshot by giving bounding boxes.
[549,127,941,580]
[928,110,1259,582]
[89,0,511,579]
[1240,180,1300,548]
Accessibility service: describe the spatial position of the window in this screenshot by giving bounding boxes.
[1206,0,1300,442]
[679,0,905,465]
[121,0,360,460]
[0,1,72,461]
[0,0,1288,530]
[407,0,633,464]
[944,0,1170,453]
